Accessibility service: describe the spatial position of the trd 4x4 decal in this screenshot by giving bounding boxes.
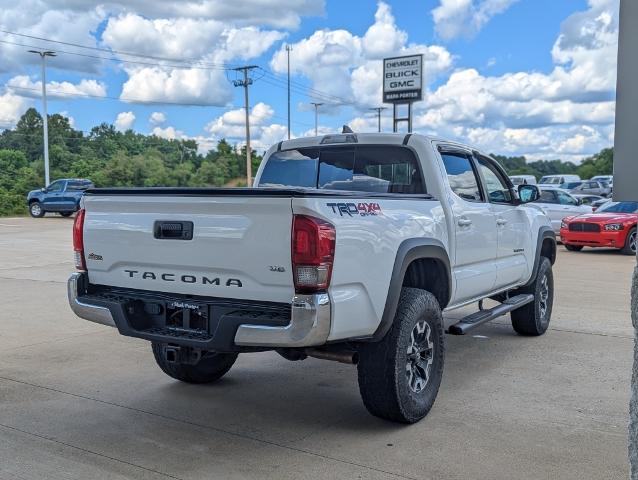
[327,202,382,217]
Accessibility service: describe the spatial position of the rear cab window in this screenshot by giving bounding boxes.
[66,181,93,191]
[258,145,425,194]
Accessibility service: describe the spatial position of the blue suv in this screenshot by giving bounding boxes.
[27,178,94,217]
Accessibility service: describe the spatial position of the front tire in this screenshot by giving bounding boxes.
[621,227,636,256]
[29,202,45,218]
[357,288,445,423]
[59,211,74,217]
[564,244,583,252]
[151,343,238,384]
[511,257,554,336]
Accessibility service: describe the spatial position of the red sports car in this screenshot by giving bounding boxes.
[560,201,637,255]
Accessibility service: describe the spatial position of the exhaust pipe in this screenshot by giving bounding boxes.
[304,348,359,365]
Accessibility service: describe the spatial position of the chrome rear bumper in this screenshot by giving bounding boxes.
[234,293,331,347]
[68,272,331,348]
[67,272,116,328]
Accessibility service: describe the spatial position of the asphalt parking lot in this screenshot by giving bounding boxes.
[0,216,633,480]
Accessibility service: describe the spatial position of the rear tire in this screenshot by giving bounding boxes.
[151,343,238,384]
[29,202,45,218]
[357,288,445,423]
[511,257,554,336]
[564,244,583,252]
[621,227,636,256]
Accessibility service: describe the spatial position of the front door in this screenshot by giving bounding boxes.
[42,180,66,211]
[475,154,531,289]
[439,149,497,304]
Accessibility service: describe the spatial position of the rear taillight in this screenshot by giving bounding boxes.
[292,215,336,294]
[73,209,86,271]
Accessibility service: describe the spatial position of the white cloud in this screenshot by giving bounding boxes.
[205,102,287,150]
[149,112,166,125]
[432,0,519,41]
[152,125,185,139]
[0,3,106,74]
[6,76,107,99]
[103,13,285,105]
[0,92,31,129]
[270,2,453,109]
[114,111,135,131]
[403,0,619,162]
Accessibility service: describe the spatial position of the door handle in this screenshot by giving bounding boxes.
[497,218,508,226]
[458,218,472,227]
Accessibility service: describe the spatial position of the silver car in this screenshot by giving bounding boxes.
[570,180,611,197]
[533,187,593,234]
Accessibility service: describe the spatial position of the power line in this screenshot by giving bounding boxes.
[0,30,232,69]
[0,38,228,71]
[0,30,357,106]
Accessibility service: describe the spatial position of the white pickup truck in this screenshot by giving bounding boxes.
[68,132,556,424]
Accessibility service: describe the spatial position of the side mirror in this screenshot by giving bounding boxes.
[576,198,583,206]
[40,187,46,193]
[518,184,540,204]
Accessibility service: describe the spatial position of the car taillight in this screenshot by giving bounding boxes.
[292,215,335,294]
[73,209,86,271]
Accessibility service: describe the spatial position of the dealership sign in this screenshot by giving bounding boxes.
[383,54,423,103]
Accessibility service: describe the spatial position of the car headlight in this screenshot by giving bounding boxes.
[561,220,568,229]
[604,223,624,231]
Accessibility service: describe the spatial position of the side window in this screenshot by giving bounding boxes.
[440,152,483,202]
[47,181,64,192]
[476,156,513,204]
[557,191,578,206]
[536,190,558,204]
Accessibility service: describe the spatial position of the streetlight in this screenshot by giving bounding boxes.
[28,50,56,187]
[310,102,323,136]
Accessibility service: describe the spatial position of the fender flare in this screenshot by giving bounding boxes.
[524,226,556,287]
[371,238,452,341]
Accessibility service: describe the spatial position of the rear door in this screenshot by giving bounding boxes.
[439,149,497,302]
[82,194,295,304]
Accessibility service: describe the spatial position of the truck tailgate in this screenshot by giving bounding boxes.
[82,194,294,304]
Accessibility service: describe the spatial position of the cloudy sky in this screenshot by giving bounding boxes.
[0,0,619,162]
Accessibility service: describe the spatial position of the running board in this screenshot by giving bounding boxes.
[447,294,534,335]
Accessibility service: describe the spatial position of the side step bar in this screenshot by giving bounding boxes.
[447,294,534,335]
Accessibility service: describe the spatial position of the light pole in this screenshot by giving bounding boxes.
[286,44,292,139]
[311,102,323,136]
[28,50,56,187]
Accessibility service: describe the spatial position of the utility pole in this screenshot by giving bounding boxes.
[286,44,292,139]
[28,49,56,187]
[232,65,258,187]
[311,102,323,136]
[369,107,387,132]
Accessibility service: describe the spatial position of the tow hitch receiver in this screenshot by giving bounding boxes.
[163,345,202,365]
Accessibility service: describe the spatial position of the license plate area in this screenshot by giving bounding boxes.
[165,300,208,333]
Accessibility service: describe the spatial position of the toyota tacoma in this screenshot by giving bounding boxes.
[68,133,556,423]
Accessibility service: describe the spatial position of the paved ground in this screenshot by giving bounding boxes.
[0,216,633,479]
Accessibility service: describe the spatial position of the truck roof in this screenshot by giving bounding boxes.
[272,132,476,153]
